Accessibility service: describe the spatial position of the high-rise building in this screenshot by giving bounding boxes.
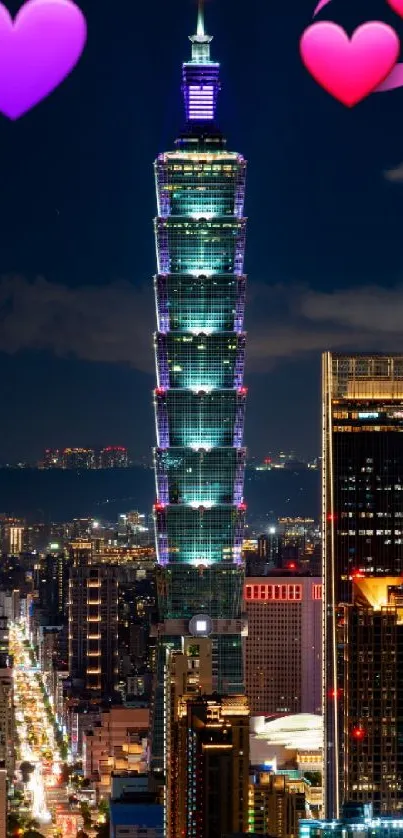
[110,774,164,838]
[323,353,403,817]
[278,518,315,569]
[165,637,214,837]
[0,517,24,556]
[37,550,71,624]
[68,551,119,697]
[165,635,249,838]
[0,617,13,780]
[151,0,248,769]
[341,577,403,815]
[99,446,129,468]
[0,767,6,838]
[166,637,249,838]
[61,448,96,469]
[244,575,322,716]
[177,694,249,837]
[0,657,14,776]
[248,770,307,838]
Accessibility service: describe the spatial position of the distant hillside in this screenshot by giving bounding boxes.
[0,466,320,524]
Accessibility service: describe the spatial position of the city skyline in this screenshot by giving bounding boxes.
[2,0,403,462]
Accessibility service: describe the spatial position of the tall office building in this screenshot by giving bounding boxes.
[165,637,214,838]
[244,575,322,715]
[68,551,119,697]
[0,768,6,838]
[151,0,248,767]
[248,770,307,838]
[0,631,14,777]
[165,638,249,838]
[0,517,24,556]
[37,550,71,624]
[342,577,403,815]
[323,353,403,817]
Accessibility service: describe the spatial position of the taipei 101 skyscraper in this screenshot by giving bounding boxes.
[151,0,248,768]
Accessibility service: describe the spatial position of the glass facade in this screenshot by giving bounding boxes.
[342,588,403,815]
[155,332,246,390]
[155,274,246,333]
[155,389,246,449]
[323,354,403,817]
[151,8,247,769]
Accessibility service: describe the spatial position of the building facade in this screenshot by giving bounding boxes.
[323,353,403,816]
[244,576,322,715]
[151,2,248,767]
[68,555,119,697]
[299,804,403,838]
[99,447,129,469]
[165,632,249,837]
[0,663,13,777]
[165,638,214,838]
[342,577,403,815]
[82,706,149,792]
[0,769,6,838]
[248,771,307,838]
[171,691,249,838]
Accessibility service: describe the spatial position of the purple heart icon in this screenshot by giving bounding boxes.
[0,0,87,120]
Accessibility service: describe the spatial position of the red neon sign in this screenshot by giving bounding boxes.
[244,583,303,602]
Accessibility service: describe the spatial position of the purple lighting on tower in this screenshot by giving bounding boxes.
[182,10,220,124]
[183,66,220,123]
[188,84,215,120]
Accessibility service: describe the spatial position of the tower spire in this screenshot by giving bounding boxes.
[197,0,205,36]
[183,0,220,124]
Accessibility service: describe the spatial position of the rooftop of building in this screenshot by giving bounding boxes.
[251,714,322,751]
[300,818,403,832]
[299,802,403,832]
[110,803,163,827]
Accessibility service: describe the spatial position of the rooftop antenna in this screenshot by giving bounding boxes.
[197,0,205,36]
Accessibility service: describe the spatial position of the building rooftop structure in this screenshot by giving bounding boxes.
[250,714,322,775]
[110,803,163,825]
[251,714,322,750]
[299,804,403,838]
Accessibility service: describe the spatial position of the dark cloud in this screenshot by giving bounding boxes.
[0,275,153,372]
[1,276,401,374]
[383,163,403,182]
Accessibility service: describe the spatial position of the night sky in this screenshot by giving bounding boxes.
[2,0,403,463]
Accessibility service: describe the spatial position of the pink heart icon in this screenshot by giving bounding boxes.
[0,0,87,120]
[386,0,403,18]
[300,21,400,107]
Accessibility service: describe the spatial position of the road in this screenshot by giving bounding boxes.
[9,622,73,833]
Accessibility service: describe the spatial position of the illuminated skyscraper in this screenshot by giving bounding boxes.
[323,353,403,817]
[68,550,119,698]
[151,1,248,768]
[244,575,322,716]
[165,639,249,838]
